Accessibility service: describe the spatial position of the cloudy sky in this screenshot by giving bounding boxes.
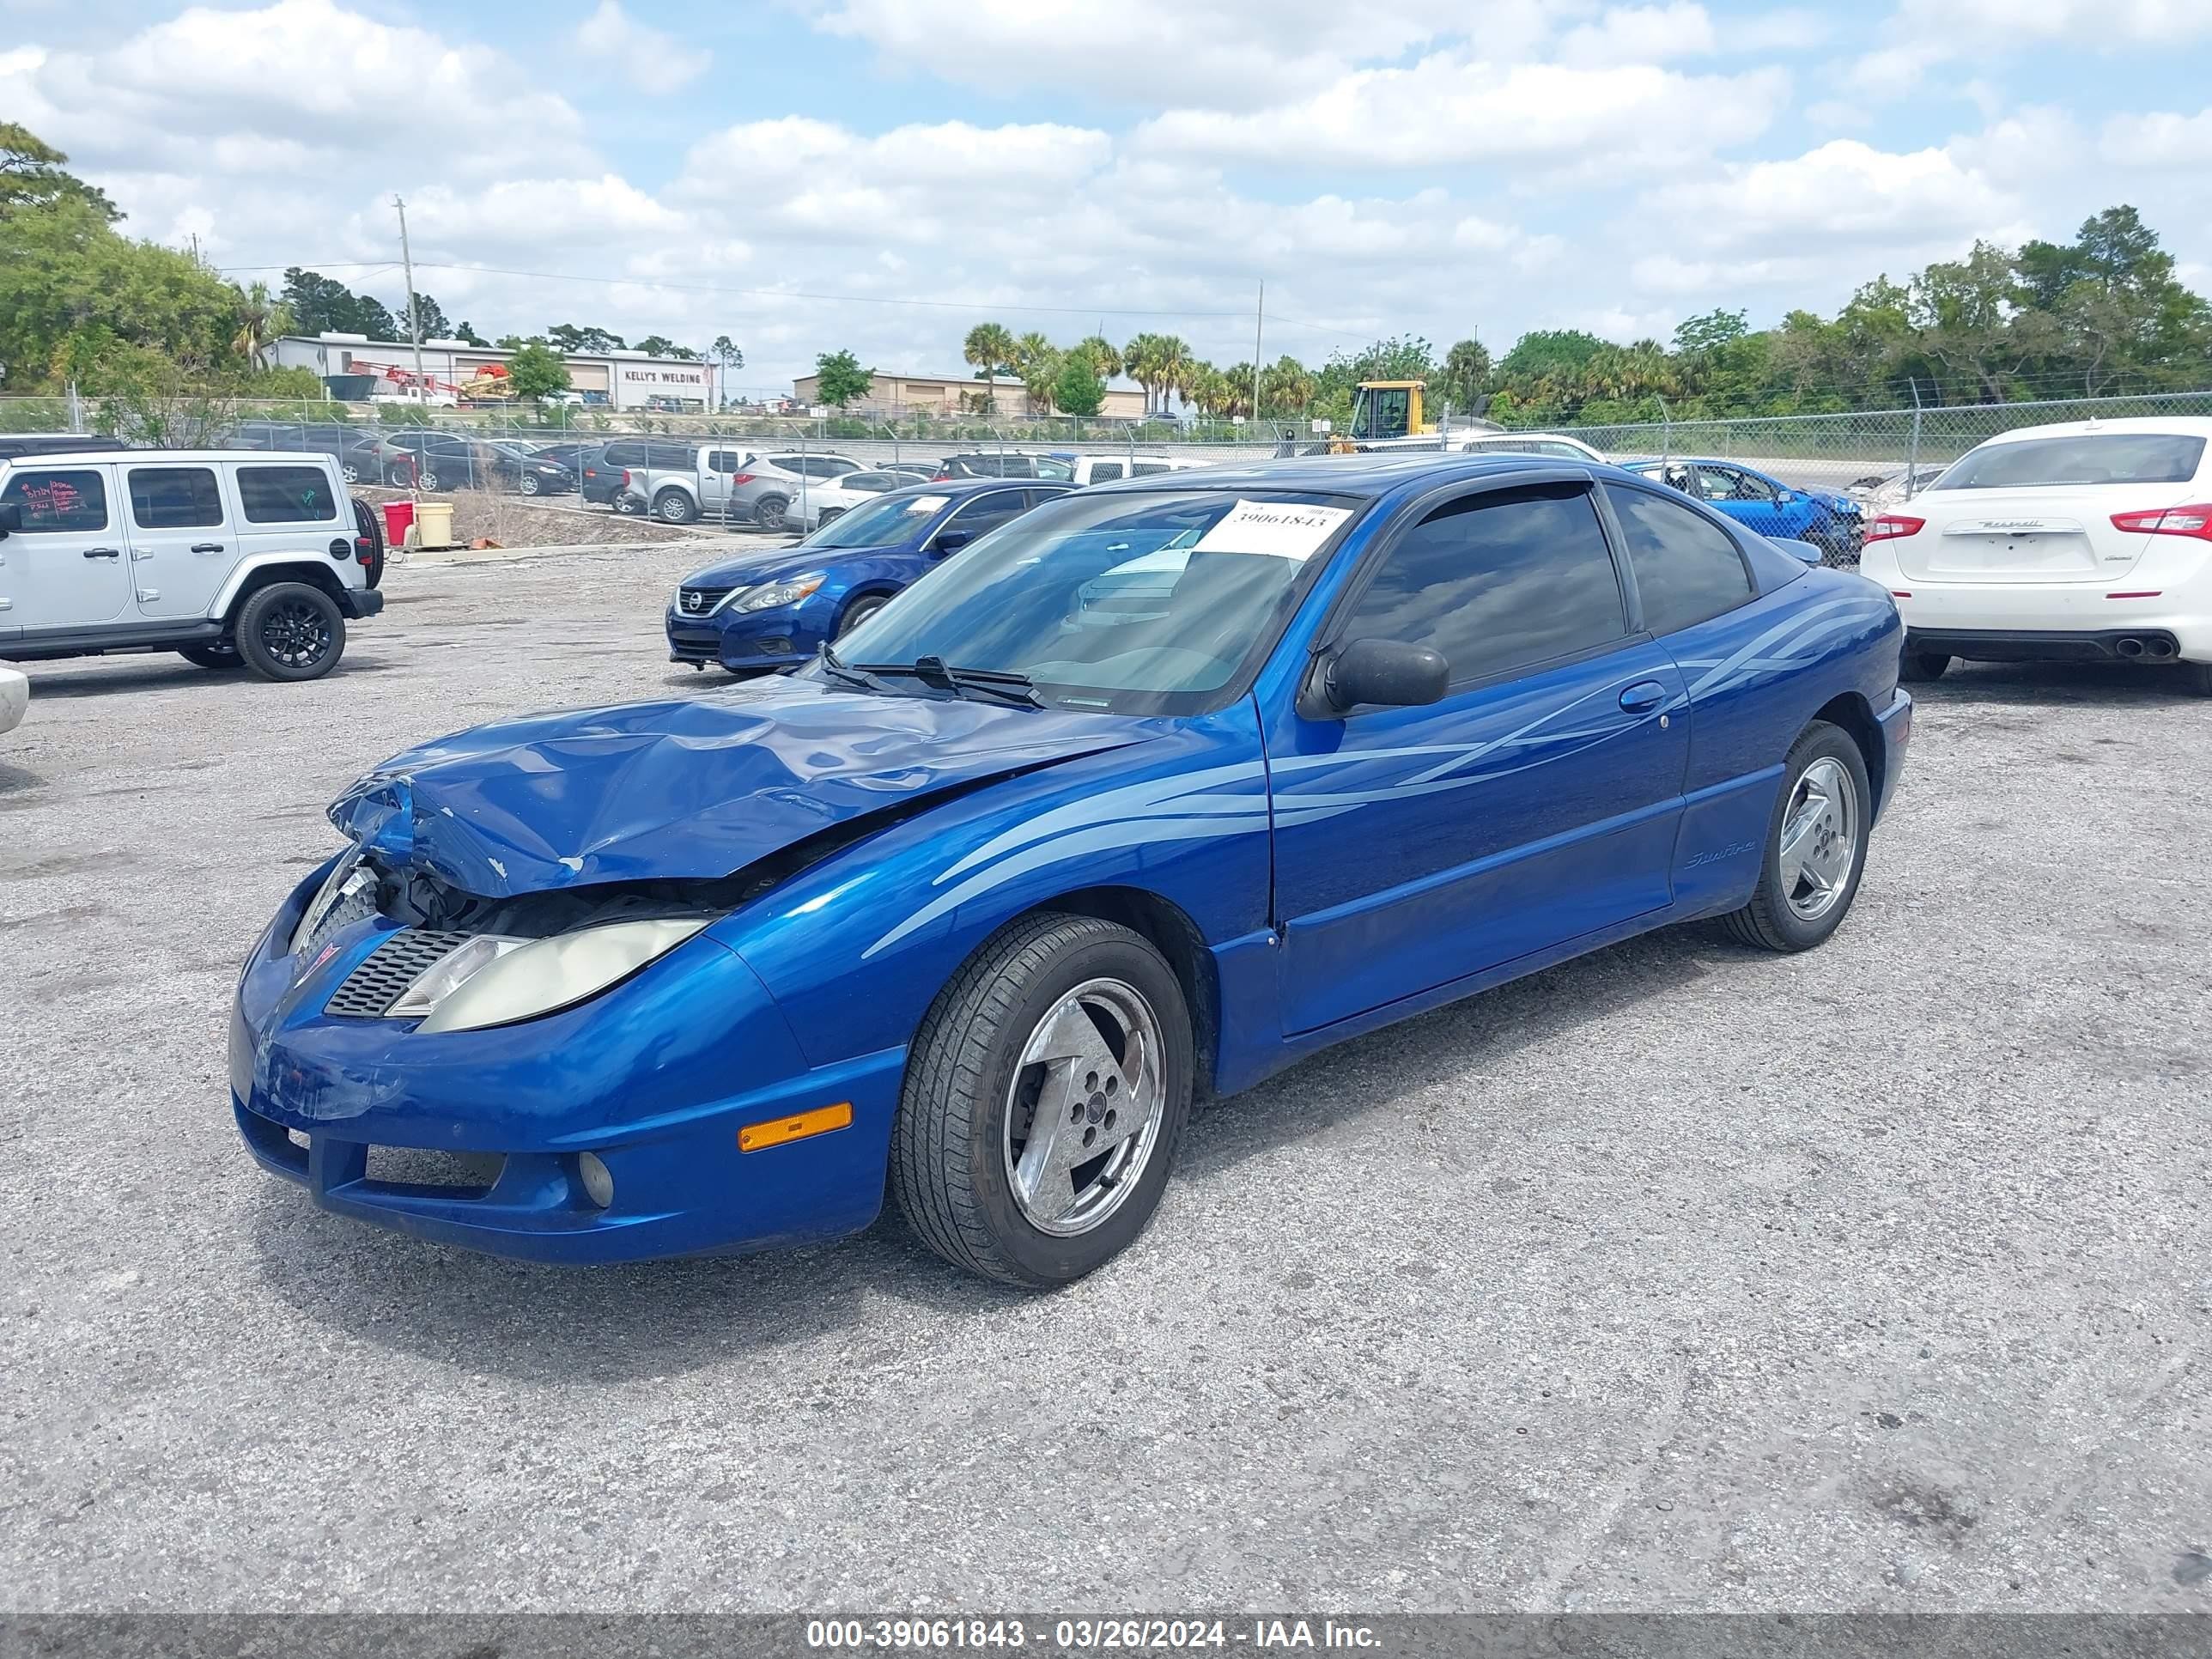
[4,0,2210,392]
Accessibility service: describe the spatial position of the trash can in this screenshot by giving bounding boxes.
[380,501,416,545]
[413,501,456,550]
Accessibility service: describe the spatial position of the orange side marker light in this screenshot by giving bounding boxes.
[738,1102,854,1153]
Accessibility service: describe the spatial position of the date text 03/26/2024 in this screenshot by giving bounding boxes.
[805,1619,1382,1650]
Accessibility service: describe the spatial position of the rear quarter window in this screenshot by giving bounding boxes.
[1606,484,1754,636]
[236,465,338,524]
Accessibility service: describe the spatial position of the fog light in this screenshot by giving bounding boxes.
[577,1152,614,1209]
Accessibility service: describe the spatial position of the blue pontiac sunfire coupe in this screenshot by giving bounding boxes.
[234,453,1911,1287]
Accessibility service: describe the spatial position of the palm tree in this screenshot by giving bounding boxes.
[1437,338,1491,416]
[1121,334,1158,415]
[1075,335,1121,386]
[1215,362,1254,420]
[1259,355,1314,420]
[963,321,1017,413]
[1154,336,1193,416]
[1014,331,1061,415]
[231,281,293,368]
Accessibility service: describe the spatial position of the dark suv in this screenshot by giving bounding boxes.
[581,439,702,507]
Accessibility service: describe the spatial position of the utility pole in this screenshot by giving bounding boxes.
[1251,280,1265,425]
[393,195,426,394]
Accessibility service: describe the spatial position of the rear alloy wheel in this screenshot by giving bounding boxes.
[754,495,788,532]
[178,641,243,672]
[234,582,346,683]
[1722,721,1870,953]
[893,913,1194,1288]
[417,469,441,491]
[653,488,698,525]
[837,595,887,636]
[340,462,361,483]
[1899,649,1950,683]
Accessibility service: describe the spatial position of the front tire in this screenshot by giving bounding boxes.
[520,473,542,496]
[893,914,1194,1289]
[1899,649,1950,683]
[1722,720,1871,953]
[653,489,697,525]
[837,594,887,636]
[234,583,346,682]
[417,469,441,492]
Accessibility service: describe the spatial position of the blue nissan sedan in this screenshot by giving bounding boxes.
[235,453,1911,1288]
[666,477,1071,672]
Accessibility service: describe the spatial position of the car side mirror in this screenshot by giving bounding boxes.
[0,502,18,537]
[932,529,973,555]
[1322,637,1449,714]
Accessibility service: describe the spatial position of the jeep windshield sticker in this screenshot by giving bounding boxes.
[1191,500,1352,560]
[906,495,949,514]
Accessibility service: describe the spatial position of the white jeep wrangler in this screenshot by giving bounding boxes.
[0,448,384,681]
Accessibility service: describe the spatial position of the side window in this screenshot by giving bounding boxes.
[941,490,1027,538]
[848,473,891,493]
[1130,461,1170,477]
[1088,461,1123,483]
[818,458,860,477]
[1339,487,1626,689]
[1,468,109,532]
[236,465,338,524]
[128,467,225,529]
[1607,485,1755,635]
[602,441,644,468]
[647,443,696,470]
[707,450,745,474]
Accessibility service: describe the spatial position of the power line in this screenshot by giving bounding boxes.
[216,258,1260,321]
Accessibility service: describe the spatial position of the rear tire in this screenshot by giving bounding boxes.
[1899,649,1950,683]
[178,642,242,672]
[234,583,346,683]
[653,488,697,525]
[893,914,1194,1289]
[754,495,788,532]
[1721,720,1872,954]
[2179,661,2212,696]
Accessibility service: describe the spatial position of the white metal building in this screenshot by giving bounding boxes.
[269,334,720,411]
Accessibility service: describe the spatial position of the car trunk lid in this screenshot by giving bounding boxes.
[1897,483,2197,584]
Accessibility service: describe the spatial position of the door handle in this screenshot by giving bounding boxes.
[1619,679,1668,714]
[82,547,121,560]
[191,542,225,554]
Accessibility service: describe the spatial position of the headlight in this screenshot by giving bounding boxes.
[290,848,374,956]
[734,575,823,612]
[398,918,709,1034]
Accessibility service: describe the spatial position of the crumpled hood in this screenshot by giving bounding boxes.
[330,678,1142,898]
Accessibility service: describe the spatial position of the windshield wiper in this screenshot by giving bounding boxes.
[856,655,1046,709]
[817,642,896,695]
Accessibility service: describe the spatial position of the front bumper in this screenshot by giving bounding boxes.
[341,588,386,620]
[228,872,901,1263]
[665,600,823,671]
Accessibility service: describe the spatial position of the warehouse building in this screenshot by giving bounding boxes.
[268,333,720,411]
[790,368,1148,420]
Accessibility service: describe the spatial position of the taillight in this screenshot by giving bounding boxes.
[622,469,633,487]
[729,473,755,485]
[932,472,951,482]
[1865,514,1923,544]
[2111,503,2212,542]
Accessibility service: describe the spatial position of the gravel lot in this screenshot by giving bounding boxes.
[2,544,2208,1614]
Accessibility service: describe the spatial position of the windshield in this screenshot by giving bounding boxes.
[1933,432,2207,489]
[828,489,1362,715]
[802,490,948,548]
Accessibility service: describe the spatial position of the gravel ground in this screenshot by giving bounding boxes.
[2,544,2209,1614]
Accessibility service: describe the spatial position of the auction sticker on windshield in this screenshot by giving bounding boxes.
[904,496,949,514]
[1191,499,1352,559]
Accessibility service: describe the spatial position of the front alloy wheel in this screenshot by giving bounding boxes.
[894,913,1194,1287]
[1722,720,1870,952]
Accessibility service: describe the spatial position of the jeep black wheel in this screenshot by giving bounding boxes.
[235,583,346,683]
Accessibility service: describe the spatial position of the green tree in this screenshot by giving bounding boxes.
[633,335,702,361]
[402,291,452,341]
[1258,356,1315,420]
[1073,334,1121,385]
[230,280,294,366]
[812,349,873,408]
[1436,337,1491,414]
[1052,352,1105,416]
[547,323,627,355]
[963,321,1017,410]
[453,320,489,348]
[1012,332,1062,414]
[0,123,117,222]
[279,267,398,339]
[505,340,571,404]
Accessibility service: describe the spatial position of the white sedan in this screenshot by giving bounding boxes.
[0,664,26,737]
[1859,416,2212,695]
[788,467,935,533]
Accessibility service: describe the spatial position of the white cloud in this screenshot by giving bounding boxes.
[1557,3,1717,67]
[2102,106,2212,168]
[1849,0,2212,100]
[574,0,709,90]
[796,0,1504,110]
[1137,52,1789,171]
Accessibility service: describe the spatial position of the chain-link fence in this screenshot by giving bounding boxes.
[6,386,2210,548]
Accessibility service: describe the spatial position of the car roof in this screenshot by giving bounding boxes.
[0,447,341,466]
[1973,416,2212,444]
[1078,451,1609,499]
